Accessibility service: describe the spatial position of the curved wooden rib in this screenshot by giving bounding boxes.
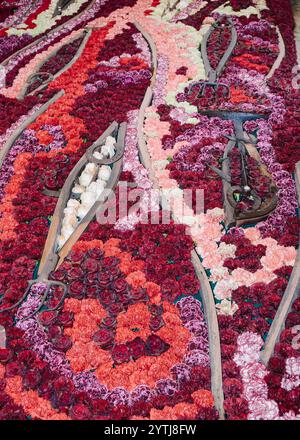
[191,251,225,420]
[137,86,159,187]
[134,21,158,86]
[260,161,300,365]
[0,90,64,170]
[38,121,126,277]
[0,0,97,67]
[0,325,6,348]
[18,29,91,100]
[266,26,285,79]
[201,16,237,81]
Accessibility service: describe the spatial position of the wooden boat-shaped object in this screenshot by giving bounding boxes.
[0,121,126,317]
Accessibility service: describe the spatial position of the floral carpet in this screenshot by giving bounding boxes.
[0,0,299,421]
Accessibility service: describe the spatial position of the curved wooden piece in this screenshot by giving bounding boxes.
[260,161,300,365]
[191,251,225,420]
[37,121,125,277]
[0,90,64,170]
[266,26,286,79]
[0,325,6,348]
[0,0,97,67]
[134,21,158,86]
[18,30,91,100]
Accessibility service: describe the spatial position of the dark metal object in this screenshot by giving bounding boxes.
[188,16,237,99]
[201,110,277,227]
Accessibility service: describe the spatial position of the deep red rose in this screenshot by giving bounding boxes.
[268,357,286,374]
[107,303,124,316]
[69,280,85,298]
[5,361,22,377]
[88,248,104,259]
[146,335,169,356]
[52,335,72,352]
[127,337,146,360]
[38,310,58,326]
[23,369,42,390]
[47,325,62,340]
[98,289,115,306]
[223,378,243,398]
[68,267,84,280]
[150,315,164,332]
[197,406,219,420]
[112,344,131,364]
[100,317,116,329]
[93,329,114,349]
[222,360,240,379]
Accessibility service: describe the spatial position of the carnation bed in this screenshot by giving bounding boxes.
[0,0,299,421]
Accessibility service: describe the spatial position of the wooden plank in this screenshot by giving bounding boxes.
[0,90,64,170]
[260,161,300,365]
[38,121,121,277]
[191,250,225,420]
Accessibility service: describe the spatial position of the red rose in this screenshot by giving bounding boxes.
[23,369,41,390]
[69,280,85,298]
[70,404,91,420]
[93,329,114,349]
[112,344,131,364]
[5,361,22,377]
[146,335,169,356]
[127,337,146,360]
[68,267,84,280]
[223,378,243,398]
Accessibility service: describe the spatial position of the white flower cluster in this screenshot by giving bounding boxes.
[57,135,116,249]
